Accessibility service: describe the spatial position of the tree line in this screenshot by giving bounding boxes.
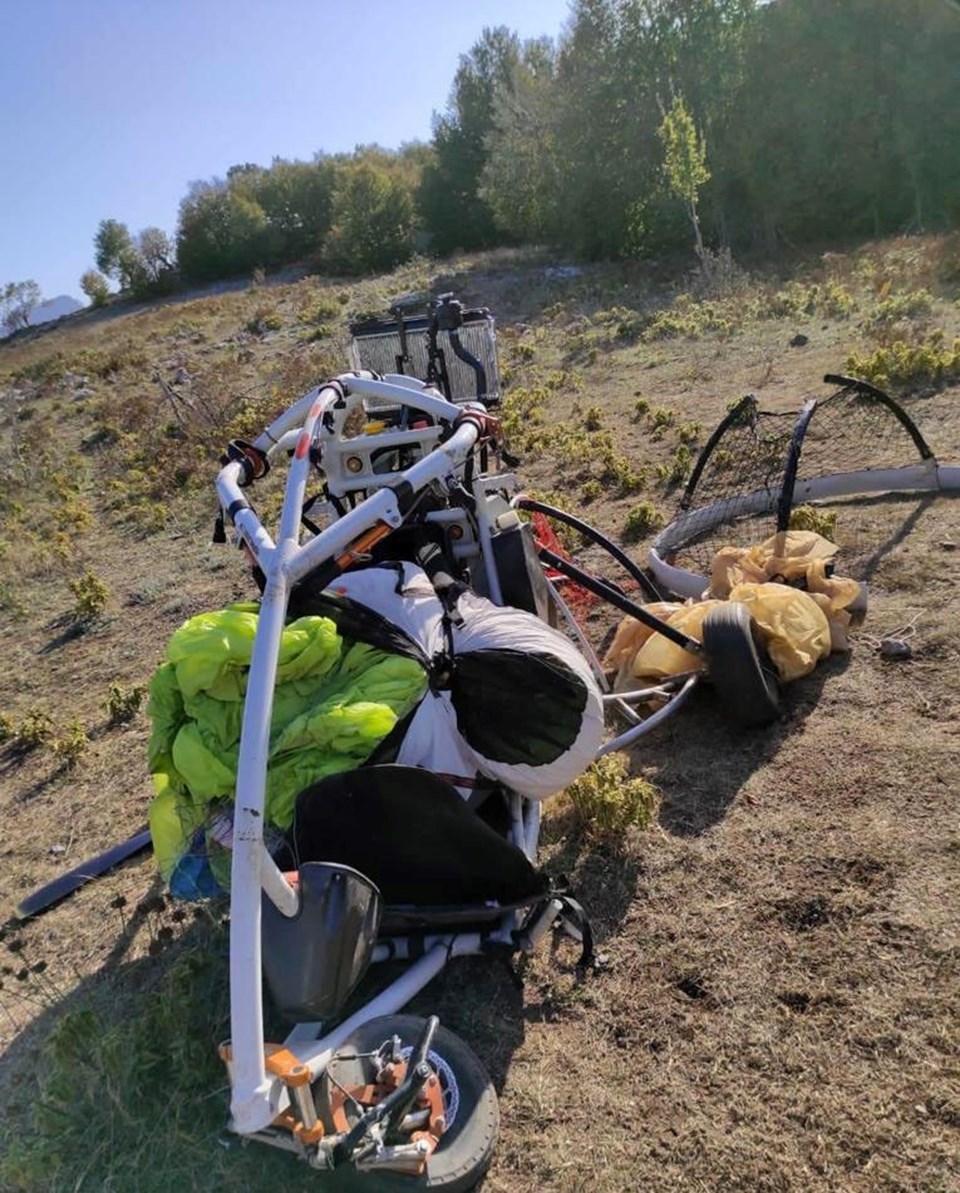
[7,0,956,323]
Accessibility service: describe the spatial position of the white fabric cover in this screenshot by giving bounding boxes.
[325,564,603,800]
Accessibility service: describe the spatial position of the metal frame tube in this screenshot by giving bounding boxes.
[223,378,483,1135]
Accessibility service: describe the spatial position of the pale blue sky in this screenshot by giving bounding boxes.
[0,0,571,300]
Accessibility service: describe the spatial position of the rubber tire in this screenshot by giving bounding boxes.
[701,602,781,728]
[317,1014,499,1192]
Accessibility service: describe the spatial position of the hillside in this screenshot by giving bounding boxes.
[0,237,958,1192]
[28,294,83,327]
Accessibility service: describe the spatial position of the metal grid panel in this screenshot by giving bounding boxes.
[350,316,500,406]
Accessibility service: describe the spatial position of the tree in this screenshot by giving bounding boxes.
[658,94,710,259]
[323,155,416,274]
[480,39,562,243]
[94,219,135,281]
[79,269,110,308]
[137,228,174,279]
[418,27,522,253]
[1,280,42,333]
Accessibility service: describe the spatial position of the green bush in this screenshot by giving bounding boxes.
[656,444,694,486]
[647,406,676,436]
[245,307,282,335]
[788,505,838,539]
[53,721,88,769]
[868,288,934,326]
[103,683,147,726]
[79,269,111,308]
[583,405,603,431]
[623,501,664,541]
[16,707,55,752]
[566,753,659,843]
[69,572,110,623]
[846,334,960,390]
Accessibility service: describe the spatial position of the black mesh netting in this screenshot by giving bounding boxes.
[666,381,935,581]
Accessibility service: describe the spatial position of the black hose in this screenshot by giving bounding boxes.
[538,546,702,655]
[516,498,663,601]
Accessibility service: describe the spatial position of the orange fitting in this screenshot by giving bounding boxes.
[264,1046,312,1088]
[294,1121,325,1145]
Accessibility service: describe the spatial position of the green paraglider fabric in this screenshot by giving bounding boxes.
[147,607,426,879]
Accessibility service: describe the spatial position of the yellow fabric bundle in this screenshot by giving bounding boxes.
[709,530,843,598]
[604,531,862,688]
[727,582,831,681]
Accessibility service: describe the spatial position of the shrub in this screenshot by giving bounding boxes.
[845,334,960,390]
[69,571,110,623]
[79,269,111,308]
[656,444,694,486]
[676,420,702,445]
[623,501,664,541]
[53,721,88,769]
[245,307,283,335]
[566,753,659,843]
[633,398,650,419]
[642,294,735,341]
[298,295,340,324]
[599,452,646,495]
[103,683,147,726]
[583,405,603,432]
[16,707,55,752]
[788,505,838,539]
[761,280,856,321]
[647,406,676,436]
[0,712,14,743]
[868,288,934,327]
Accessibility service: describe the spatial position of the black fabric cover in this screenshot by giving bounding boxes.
[292,765,548,907]
[450,649,588,766]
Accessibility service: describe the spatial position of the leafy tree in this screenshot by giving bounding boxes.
[137,228,174,279]
[94,219,135,281]
[419,27,522,253]
[79,269,110,308]
[176,181,270,281]
[324,154,416,274]
[658,94,710,259]
[480,39,562,243]
[1,280,42,333]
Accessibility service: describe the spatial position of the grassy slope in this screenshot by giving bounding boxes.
[0,238,958,1191]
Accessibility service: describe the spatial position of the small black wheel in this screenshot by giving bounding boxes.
[701,602,781,727]
[316,1014,499,1192]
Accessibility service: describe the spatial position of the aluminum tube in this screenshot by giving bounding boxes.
[284,418,481,586]
[596,674,699,755]
[228,544,295,1135]
[215,461,276,562]
[296,939,481,1079]
[343,375,462,422]
[523,799,541,863]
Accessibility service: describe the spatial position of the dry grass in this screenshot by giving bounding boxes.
[0,236,958,1191]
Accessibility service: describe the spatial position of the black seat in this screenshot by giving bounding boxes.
[291,765,548,911]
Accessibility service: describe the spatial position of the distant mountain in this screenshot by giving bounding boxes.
[28,294,84,326]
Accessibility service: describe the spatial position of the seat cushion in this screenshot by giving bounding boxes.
[292,765,547,907]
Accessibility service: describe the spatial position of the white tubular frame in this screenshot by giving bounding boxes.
[218,375,483,1136]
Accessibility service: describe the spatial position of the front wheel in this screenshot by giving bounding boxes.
[702,602,781,728]
[317,1014,499,1192]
